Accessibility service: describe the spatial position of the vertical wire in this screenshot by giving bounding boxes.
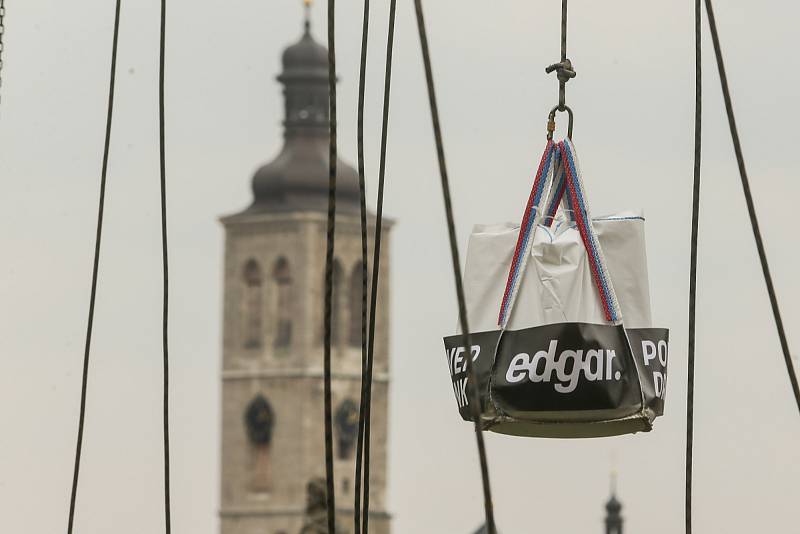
[558,0,567,109]
[361,1,397,532]
[324,0,338,531]
[66,1,122,531]
[685,0,702,532]
[704,0,800,413]
[0,0,5,114]
[560,0,567,62]
[158,0,171,532]
[412,2,496,532]
[353,0,371,530]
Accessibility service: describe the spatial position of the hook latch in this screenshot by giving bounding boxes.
[546,105,573,141]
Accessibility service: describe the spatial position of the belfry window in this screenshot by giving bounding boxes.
[331,260,344,346]
[334,399,359,459]
[245,394,275,491]
[273,257,293,348]
[242,259,263,349]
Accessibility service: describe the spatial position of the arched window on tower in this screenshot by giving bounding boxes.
[244,394,275,491]
[348,263,364,347]
[242,259,263,349]
[331,260,344,346]
[273,257,293,349]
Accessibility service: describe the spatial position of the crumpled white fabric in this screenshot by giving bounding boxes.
[460,209,653,333]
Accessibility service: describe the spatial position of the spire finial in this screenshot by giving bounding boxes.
[303,0,312,33]
[609,450,618,495]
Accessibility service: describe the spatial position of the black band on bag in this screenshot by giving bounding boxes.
[444,324,668,438]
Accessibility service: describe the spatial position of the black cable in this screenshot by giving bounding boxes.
[353,0,371,531]
[359,1,397,532]
[412,2,496,532]
[560,0,567,63]
[323,0,338,531]
[545,0,576,136]
[158,0,171,532]
[557,0,568,110]
[66,2,121,531]
[0,0,5,113]
[704,0,800,414]
[685,0,702,532]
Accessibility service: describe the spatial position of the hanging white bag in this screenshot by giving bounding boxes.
[443,139,669,438]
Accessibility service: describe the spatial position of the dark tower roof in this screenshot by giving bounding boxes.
[606,494,622,515]
[281,22,328,73]
[246,16,360,214]
[471,523,499,534]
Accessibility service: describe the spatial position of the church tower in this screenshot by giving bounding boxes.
[604,484,623,534]
[219,7,391,534]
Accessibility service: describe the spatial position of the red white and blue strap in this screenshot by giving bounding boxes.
[497,138,622,327]
[557,139,621,323]
[543,156,568,227]
[497,141,558,327]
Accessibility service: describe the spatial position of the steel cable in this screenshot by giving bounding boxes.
[685,0,702,532]
[0,0,5,113]
[158,0,172,531]
[323,0,339,531]
[688,2,800,531]
[703,0,800,415]
[66,1,122,531]
[358,1,398,532]
[353,0,371,531]
[412,2,496,532]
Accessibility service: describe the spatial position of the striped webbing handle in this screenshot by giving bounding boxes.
[497,141,560,327]
[542,153,570,227]
[497,138,622,327]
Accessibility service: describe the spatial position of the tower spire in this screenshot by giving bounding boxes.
[245,5,361,214]
[303,0,312,33]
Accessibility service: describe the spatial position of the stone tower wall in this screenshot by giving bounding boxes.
[220,211,391,534]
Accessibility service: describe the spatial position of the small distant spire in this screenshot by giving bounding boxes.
[605,470,623,534]
[303,0,312,33]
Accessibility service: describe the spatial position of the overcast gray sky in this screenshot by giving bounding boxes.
[1,1,799,533]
